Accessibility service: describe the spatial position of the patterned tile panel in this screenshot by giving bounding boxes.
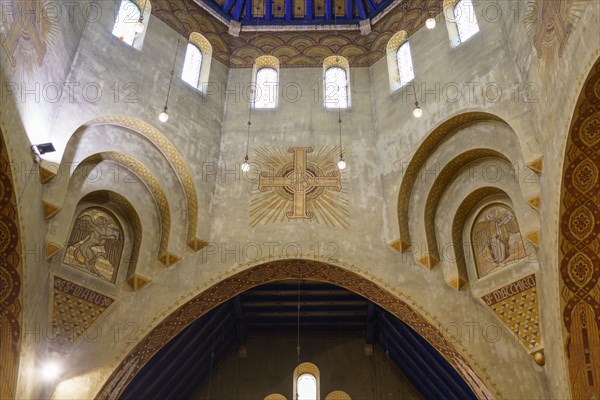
[51,276,115,347]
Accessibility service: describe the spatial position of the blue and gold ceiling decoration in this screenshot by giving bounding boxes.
[150,0,442,67]
[204,0,397,26]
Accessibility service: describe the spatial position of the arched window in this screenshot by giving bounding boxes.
[454,0,479,43]
[182,43,203,89]
[324,67,349,108]
[444,0,479,47]
[323,56,350,109]
[297,374,317,400]
[255,68,278,108]
[396,42,414,88]
[293,362,320,400]
[112,0,141,46]
[183,33,213,92]
[386,31,414,92]
[253,56,280,109]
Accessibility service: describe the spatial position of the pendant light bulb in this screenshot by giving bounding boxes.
[134,18,145,34]
[426,18,436,30]
[241,156,250,172]
[413,102,423,118]
[337,158,347,170]
[158,107,169,122]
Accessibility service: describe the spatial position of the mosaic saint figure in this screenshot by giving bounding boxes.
[472,204,527,277]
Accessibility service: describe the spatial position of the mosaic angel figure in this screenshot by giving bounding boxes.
[64,209,123,282]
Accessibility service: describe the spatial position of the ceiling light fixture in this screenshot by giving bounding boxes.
[426,17,436,30]
[158,36,181,123]
[41,360,61,382]
[241,16,261,172]
[412,82,423,118]
[134,0,146,33]
[334,13,347,170]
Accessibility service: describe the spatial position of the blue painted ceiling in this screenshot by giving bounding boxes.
[122,281,477,400]
[199,0,398,25]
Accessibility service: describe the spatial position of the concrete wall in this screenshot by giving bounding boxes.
[0,0,598,399]
[190,334,423,400]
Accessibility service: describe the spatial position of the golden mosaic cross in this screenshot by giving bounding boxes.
[258,147,341,219]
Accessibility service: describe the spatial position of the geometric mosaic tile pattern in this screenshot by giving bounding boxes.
[51,276,114,347]
[481,274,542,351]
[559,58,600,399]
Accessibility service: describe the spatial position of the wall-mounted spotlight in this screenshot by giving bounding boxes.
[31,143,56,163]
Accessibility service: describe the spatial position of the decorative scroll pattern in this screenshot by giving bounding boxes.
[96,259,497,400]
[559,58,600,399]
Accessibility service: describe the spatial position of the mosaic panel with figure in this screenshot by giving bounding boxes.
[471,204,527,277]
[63,208,123,283]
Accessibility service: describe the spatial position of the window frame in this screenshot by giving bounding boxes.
[454,0,479,44]
[395,41,415,89]
[111,0,150,50]
[253,65,279,109]
[297,373,318,400]
[324,66,349,109]
[182,42,204,90]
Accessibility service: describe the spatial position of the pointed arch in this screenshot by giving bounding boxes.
[96,259,498,400]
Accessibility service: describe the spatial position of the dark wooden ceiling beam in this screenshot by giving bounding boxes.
[242,300,367,307]
[233,296,247,346]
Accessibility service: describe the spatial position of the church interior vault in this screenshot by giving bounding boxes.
[0,0,599,399]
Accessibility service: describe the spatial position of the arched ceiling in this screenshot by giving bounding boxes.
[121,281,477,399]
[150,0,442,67]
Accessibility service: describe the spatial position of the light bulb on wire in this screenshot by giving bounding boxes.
[241,156,250,172]
[337,159,347,170]
[426,18,436,30]
[158,107,169,122]
[134,18,145,34]
[413,102,423,118]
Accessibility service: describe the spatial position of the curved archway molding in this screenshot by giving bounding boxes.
[393,113,542,255]
[95,259,499,400]
[43,116,208,252]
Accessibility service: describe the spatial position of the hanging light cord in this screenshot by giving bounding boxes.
[164,37,181,111]
[244,16,261,162]
[296,268,301,365]
[338,105,343,160]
